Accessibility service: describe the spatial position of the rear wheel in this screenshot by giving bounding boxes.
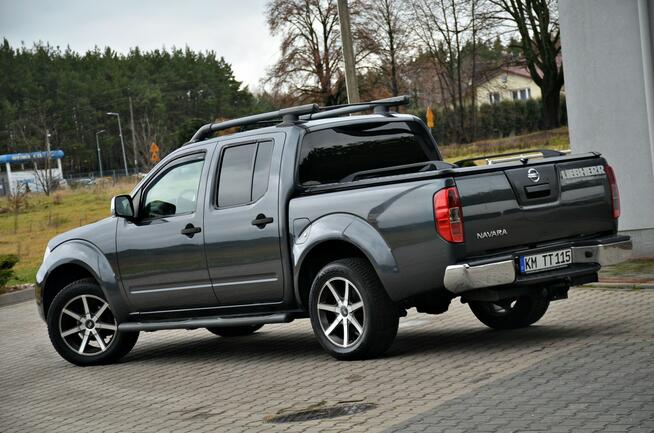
[47,278,139,366]
[206,325,263,337]
[309,258,398,360]
[468,293,549,330]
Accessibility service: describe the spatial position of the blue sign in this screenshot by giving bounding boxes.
[0,150,65,164]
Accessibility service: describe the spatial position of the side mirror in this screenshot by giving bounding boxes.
[111,195,134,219]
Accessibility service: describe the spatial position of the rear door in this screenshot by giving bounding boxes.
[203,135,285,305]
[456,157,616,256]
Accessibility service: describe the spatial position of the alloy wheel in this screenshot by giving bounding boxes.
[489,299,518,315]
[58,295,117,356]
[316,277,365,348]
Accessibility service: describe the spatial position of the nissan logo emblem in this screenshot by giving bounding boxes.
[527,168,540,183]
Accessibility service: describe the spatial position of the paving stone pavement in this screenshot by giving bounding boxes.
[0,288,653,433]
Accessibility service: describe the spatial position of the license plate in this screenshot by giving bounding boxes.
[519,248,572,274]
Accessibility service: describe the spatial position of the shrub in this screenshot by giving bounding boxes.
[410,97,568,145]
[0,254,19,289]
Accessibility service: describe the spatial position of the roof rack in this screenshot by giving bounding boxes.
[185,95,411,144]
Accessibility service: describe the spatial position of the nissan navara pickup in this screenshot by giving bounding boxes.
[36,96,632,365]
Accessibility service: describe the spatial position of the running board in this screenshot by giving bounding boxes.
[118,313,294,332]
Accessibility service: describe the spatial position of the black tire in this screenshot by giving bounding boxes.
[309,258,399,360]
[206,325,263,337]
[468,293,550,330]
[47,278,139,366]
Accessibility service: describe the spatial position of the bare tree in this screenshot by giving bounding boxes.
[30,160,60,195]
[266,0,344,105]
[488,0,563,129]
[357,0,412,97]
[134,112,168,170]
[411,0,479,142]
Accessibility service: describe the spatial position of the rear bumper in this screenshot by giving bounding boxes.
[443,237,632,294]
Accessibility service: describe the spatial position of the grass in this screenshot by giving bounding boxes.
[599,259,654,283]
[440,127,570,163]
[0,180,136,292]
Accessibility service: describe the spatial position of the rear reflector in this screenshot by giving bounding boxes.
[434,186,464,243]
[605,164,620,219]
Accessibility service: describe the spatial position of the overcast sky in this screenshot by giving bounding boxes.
[0,0,280,90]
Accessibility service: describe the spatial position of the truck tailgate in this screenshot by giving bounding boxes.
[455,156,616,256]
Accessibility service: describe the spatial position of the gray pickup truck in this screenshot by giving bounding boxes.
[36,96,632,366]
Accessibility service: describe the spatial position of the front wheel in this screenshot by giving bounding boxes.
[47,278,139,366]
[468,293,550,330]
[309,258,399,360]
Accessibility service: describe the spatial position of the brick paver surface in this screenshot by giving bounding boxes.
[1,288,653,432]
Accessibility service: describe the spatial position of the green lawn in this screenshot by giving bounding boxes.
[0,180,136,292]
[440,127,570,163]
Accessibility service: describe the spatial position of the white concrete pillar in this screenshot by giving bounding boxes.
[560,0,654,256]
[5,162,12,196]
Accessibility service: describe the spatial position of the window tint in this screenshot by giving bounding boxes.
[218,143,257,207]
[298,121,438,185]
[252,141,273,201]
[142,159,204,218]
[217,141,274,207]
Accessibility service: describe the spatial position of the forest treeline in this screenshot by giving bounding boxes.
[0,41,272,174]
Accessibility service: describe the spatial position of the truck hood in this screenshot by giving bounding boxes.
[48,217,117,251]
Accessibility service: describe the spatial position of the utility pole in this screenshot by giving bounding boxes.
[95,129,105,178]
[107,112,129,176]
[337,0,360,103]
[128,96,138,170]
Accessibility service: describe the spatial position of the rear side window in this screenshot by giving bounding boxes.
[217,140,274,207]
[298,121,438,185]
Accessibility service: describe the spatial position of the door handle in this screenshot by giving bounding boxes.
[181,223,201,237]
[251,214,274,229]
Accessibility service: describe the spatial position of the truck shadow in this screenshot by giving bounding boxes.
[124,320,624,364]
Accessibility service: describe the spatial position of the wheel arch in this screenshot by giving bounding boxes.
[37,240,130,321]
[292,214,399,310]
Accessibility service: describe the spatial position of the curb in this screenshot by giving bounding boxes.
[0,286,35,307]
[586,282,654,290]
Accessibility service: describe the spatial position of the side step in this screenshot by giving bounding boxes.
[118,313,294,332]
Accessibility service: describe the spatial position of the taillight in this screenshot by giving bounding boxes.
[605,164,620,219]
[434,186,464,243]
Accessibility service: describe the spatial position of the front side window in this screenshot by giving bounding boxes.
[298,121,438,186]
[142,159,204,218]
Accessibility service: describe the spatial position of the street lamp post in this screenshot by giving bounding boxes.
[106,112,129,176]
[95,129,105,178]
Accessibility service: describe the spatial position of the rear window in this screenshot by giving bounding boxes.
[298,121,438,185]
[217,140,274,207]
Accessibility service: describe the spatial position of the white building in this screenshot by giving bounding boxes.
[0,150,65,196]
[560,0,654,257]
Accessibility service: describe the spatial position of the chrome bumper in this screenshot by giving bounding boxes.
[570,239,633,267]
[443,239,633,294]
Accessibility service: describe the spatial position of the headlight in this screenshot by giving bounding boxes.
[43,246,51,261]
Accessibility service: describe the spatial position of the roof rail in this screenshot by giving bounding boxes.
[185,95,411,144]
[300,95,410,120]
[186,103,319,144]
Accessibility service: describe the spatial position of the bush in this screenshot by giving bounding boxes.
[409,97,568,145]
[0,254,19,288]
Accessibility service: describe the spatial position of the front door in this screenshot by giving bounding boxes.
[203,137,285,305]
[116,151,217,312]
